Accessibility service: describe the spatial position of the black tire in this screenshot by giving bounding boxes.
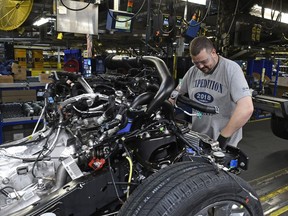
[118,161,263,216]
[271,114,288,140]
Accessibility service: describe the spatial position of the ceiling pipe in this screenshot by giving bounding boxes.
[14,45,52,50]
[0,38,39,41]
[184,0,188,20]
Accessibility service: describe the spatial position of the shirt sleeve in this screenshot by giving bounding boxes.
[229,63,251,102]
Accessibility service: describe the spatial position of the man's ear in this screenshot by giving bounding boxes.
[211,48,217,55]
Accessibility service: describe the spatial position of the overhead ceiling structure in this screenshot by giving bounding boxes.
[0,0,288,58]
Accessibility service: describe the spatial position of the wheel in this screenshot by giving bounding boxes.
[118,161,263,216]
[271,114,288,140]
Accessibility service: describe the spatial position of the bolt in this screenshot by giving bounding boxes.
[240,162,245,167]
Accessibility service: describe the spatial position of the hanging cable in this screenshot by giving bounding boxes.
[107,157,125,204]
[222,0,239,40]
[271,0,276,20]
[262,0,282,30]
[239,0,255,12]
[226,0,239,36]
[60,0,93,12]
[182,0,212,28]
[276,0,282,22]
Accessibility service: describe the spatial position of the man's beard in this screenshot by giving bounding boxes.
[205,57,219,74]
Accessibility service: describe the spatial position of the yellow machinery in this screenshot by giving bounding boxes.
[0,0,33,31]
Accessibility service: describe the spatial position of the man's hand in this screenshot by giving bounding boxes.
[169,90,179,105]
[217,134,229,150]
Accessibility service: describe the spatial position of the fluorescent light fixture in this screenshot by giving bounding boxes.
[33,17,55,26]
[106,49,117,54]
[250,4,288,24]
[181,0,206,5]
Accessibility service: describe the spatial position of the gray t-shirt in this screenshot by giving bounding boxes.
[179,55,251,146]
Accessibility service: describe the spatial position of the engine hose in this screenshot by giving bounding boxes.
[146,83,159,92]
[118,104,127,115]
[73,105,103,115]
[105,119,121,130]
[43,124,62,157]
[126,156,133,199]
[89,102,109,112]
[130,92,154,110]
[104,95,116,117]
[161,100,175,120]
[139,78,159,92]
[60,93,97,108]
[129,93,174,121]
[31,103,47,136]
[105,105,127,130]
[52,71,60,80]
[177,95,219,114]
[141,56,174,115]
[41,112,63,158]
[105,55,175,116]
[77,76,94,94]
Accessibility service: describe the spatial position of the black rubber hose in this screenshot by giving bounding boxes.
[177,95,219,114]
[105,55,175,115]
[141,56,174,115]
[130,92,154,109]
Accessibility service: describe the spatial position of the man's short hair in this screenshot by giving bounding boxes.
[189,36,215,56]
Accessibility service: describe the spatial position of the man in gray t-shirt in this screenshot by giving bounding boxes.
[171,36,254,149]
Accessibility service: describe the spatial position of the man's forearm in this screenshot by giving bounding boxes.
[220,96,254,138]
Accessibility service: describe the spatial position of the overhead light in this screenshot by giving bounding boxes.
[33,17,55,26]
[181,0,206,5]
[250,4,288,24]
[106,49,117,54]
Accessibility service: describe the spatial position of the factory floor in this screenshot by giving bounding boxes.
[238,119,288,216]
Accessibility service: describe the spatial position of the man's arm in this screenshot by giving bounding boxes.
[220,96,254,138]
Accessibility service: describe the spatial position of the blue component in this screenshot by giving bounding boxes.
[186,20,200,38]
[230,159,238,168]
[186,148,195,154]
[117,120,132,134]
[48,97,54,103]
